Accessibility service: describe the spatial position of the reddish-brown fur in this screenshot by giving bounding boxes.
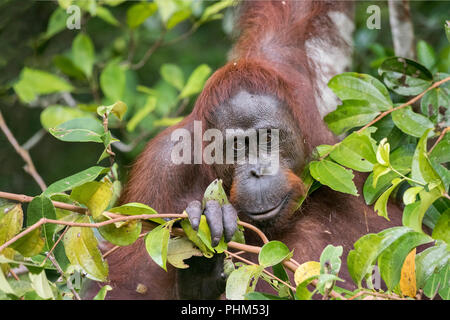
[84,1,403,299]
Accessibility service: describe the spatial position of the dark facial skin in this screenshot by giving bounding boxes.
[186,90,306,241]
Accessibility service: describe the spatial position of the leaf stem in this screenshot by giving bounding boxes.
[389,167,425,186]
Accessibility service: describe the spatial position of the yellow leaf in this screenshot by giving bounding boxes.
[71,180,113,219]
[294,261,321,286]
[400,248,416,298]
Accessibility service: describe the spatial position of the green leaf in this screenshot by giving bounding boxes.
[423,265,448,298]
[315,274,344,295]
[154,0,177,23]
[53,55,85,79]
[421,87,450,125]
[415,242,449,289]
[166,8,191,30]
[403,186,424,205]
[202,178,230,208]
[379,57,433,96]
[70,180,113,219]
[97,216,141,247]
[180,219,213,258]
[126,2,157,29]
[329,129,377,172]
[295,282,313,300]
[109,202,165,225]
[417,40,437,70]
[0,203,22,274]
[97,101,128,120]
[153,117,184,127]
[347,227,412,287]
[245,291,288,300]
[179,64,212,99]
[44,8,67,39]
[315,144,334,158]
[13,68,73,103]
[49,117,104,143]
[144,224,170,271]
[320,245,343,275]
[9,228,44,257]
[402,187,442,233]
[95,7,119,26]
[93,285,113,300]
[126,96,157,132]
[347,234,384,287]
[226,265,263,300]
[0,204,23,248]
[29,270,54,300]
[0,266,15,294]
[40,105,91,130]
[102,0,125,6]
[100,61,126,102]
[258,241,291,267]
[411,129,444,190]
[378,231,432,290]
[200,0,234,23]
[72,33,95,78]
[328,72,392,111]
[437,264,449,299]
[43,166,109,196]
[324,100,380,135]
[166,237,203,269]
[432,209,450,244]
[160,64,185,91]
[63,215,109,281]
[371,115,405,150]
[57,0,72,9]
[27,196,57,251]
[430,132,450,164]
[392,106,434,138]
[363,144,414,204]
[309,160,358,196]
[374,178,402,221]
[376,138,390,166]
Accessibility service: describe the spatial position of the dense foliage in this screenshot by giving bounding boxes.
[0,0,448,300]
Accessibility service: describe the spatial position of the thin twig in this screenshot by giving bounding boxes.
[0,213,187,254]
[0,191,338,299]
[9,269,20,281]
[429,126,449,154]
[21,129,46,151]
[348,289,406,300]
[130,30,167,70]
[101,114,116,178]
[317,76,450,162]
[162,24,198,47]
[102,233,146,259]
[42,227,69,265]
[0,190,273,250]
[238,220,269,244]
[357,76,450,134]
[0,111,47,191]
[225,249,297,292]
[47,254,81,300]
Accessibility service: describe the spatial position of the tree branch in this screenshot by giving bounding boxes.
[0,111,47,191]
[356,76,450,134]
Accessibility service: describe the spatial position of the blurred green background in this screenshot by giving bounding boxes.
[0,0,448,197]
